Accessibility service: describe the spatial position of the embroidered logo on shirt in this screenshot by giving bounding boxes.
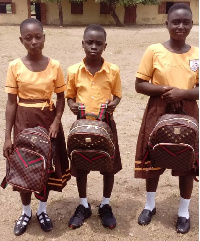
[189,59,199,72]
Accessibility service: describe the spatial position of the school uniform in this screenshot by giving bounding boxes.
[5,58,71,200]
[66,58,122,176]
[135,44,199,179]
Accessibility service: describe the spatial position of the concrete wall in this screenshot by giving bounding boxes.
[0,0,28,25]
[136,0,199,25]
[0,0,198,25]
[46,0,124,25]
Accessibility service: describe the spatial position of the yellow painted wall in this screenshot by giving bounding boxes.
[190,0,199,24]
[136,0,199,25]
[0,0,28,25]
[46,0,124,25]
[0,0,198,25]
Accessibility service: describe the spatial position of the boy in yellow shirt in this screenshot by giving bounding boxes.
[66,24,122,229]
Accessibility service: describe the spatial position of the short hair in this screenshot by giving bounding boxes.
[20,18,43,34]
[84,24,107,40]
[168,3,192,19]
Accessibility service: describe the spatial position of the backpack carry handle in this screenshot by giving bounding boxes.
[78,103,108,121]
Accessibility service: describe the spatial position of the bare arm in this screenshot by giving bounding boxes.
[162,86,199,101]
[3,93,17,158]
[106,96,121,113]
[49,92,65,138]
[67,98,79,115]
[135,77,171,96]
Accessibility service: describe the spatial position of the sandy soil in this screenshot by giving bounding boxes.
[0,24,198,241]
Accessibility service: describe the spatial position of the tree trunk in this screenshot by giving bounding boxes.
[27,0,31,18]
[109,3,123,27]
[57,0,63,27]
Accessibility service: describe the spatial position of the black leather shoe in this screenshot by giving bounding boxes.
[14,213,32,236]
[37,212,53,232]
[176,217,190,234]
[138,208,156,225]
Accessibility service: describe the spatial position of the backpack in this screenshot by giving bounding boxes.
[148,114,199,171]
[4,126,54,193]
[67,104,115,172]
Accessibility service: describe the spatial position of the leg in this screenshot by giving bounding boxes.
[20,191,32,206]
[103,174,114,198]
[176,175,193,234]
[35,188,53,232]
[68,170,92,229]
[76,169,90,208]
[146,176,159,192]
[100,174,114,208]
[77,169,88,198]
[179,175,193,199]
[144,176,159,210]
[14,192,32,236]
[138,176,159,226]
[99,174,116,229]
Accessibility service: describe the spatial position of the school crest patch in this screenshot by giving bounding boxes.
[189,59,199,72]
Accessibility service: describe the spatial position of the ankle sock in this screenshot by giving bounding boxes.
[144,192,156,211]
[19,204,31,226]
[80,198,89,208]
[37,201,47,216]
[100,197,110,208]
[22,204,31,217]
[178,197,190,219]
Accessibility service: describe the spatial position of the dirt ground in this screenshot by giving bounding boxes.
[0,24,198,241]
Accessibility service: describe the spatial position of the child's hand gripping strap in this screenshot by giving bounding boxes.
[78,103,108,121]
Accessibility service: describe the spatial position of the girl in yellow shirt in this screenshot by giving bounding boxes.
[3,18,70,236]
[135,3,198,234]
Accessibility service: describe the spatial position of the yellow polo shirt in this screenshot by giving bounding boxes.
[5,58,66,108]
[136,43,199,89]
[66,59,122,115]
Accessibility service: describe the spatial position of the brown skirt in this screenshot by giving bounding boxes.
[13,105,71,200]
[135,96,199,179]
[70,116,122,177]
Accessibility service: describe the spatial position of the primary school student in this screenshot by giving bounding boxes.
[3,18,70,236]
[134,3,198,234]
[66,24,122,229]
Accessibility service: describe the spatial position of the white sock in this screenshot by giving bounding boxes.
[37,201,47,216]
[178,197,190,219]
[80,198,89,208]
[22,204,32,217]
[144,192,156,211]
[100,197,110,208]
[19,204,31,226]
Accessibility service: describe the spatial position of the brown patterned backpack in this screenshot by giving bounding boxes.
[2,127,54,192]
[67,104,115,172]
[148,113,199,171]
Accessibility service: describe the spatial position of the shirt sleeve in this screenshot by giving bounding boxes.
[54,63,66,93]
[5,62,18,94]
[65,69,77,99]
[111,68,122,98]
[135,46,154,81]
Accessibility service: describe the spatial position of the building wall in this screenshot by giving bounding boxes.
[0,0,198,25]
[190,0,199,24]
[0,0,28,25]
[136,0,199,25]
[46,0,124,25]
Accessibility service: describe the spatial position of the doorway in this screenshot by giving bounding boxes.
[124,5,137,25]
[30,1,46,24]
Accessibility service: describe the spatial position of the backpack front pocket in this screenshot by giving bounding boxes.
[151,143,195,171]
[6,148,46,192]
[71,149,114,172]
